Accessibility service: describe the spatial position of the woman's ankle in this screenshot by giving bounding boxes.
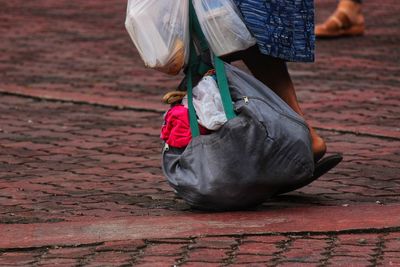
[312,136,327,162]
[308,125,327,161]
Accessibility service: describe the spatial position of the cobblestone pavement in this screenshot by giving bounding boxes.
[1,232,400,266]
[1,0,400,266]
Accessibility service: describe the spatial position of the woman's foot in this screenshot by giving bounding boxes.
[309,127,327,162]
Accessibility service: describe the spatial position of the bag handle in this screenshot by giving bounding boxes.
[187,0,236,137]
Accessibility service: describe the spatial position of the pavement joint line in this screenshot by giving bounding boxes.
[2,89,399,141]
[201,226,400,238]
[0,241,105,254]
[315,126,400,141]
[369,233,387,266]
[0,90,165,114]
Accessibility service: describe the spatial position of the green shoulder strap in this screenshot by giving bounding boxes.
[187,0,236,137]
[214,56,236,120]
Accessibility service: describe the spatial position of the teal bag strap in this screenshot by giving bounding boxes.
[187,1,201,137]
[187,0,236,137]
[214,56,236,120]
[187,60,200,136]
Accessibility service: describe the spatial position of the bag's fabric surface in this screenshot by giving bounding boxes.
[233,0,315,62]
[162,64,314,210]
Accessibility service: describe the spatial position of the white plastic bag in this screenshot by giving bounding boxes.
[125,0,189,75]
[192,0,256,56]
[193,76,227,130]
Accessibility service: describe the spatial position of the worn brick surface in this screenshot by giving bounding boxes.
[0,0,399,137]
[1,233,399,266]
[296,0,400,140]
[0,0,178,105]
[1,0,400,266]
[0,94,399,225]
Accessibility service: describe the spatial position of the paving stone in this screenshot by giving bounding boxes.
[233,254,276,264]
[186,248,229,262]
[95,240,146,252]
[229,264,266,267]
[277,263,320,267]
[143,243,185,256]
[135,256,179,264]
[333,245,378,255]
[190,236,237,249]
[37,258,80,266]
[44,246,94,258]
[237,242,279,256]
[243,235,289,244]
[181,262,222,267]
[0,252,39,266]
[137,264,170,267]
[327,256,372,267]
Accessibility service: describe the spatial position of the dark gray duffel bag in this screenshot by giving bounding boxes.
[162,63,314,211]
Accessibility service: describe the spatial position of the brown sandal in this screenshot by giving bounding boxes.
[316,0,365,38]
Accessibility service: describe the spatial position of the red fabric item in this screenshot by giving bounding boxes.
[161,105,209,148]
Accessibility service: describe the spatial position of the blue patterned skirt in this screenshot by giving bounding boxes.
[233,0,315,62]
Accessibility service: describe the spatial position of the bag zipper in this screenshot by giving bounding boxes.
[241,96,308,129]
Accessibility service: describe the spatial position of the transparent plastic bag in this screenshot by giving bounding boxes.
[193,76,227,130]
[125,0,189,75]
[192,0,256,56]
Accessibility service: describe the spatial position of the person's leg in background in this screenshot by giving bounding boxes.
[316,0,365,38]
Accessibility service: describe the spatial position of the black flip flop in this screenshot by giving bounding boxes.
[313,154,343,180]
[274,154,343,196]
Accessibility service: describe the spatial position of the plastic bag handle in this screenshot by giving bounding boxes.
[187,0,236,137]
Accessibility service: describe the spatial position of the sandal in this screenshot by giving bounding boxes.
[316,0,365,38]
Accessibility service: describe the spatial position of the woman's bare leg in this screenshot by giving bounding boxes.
[239,47,327,161]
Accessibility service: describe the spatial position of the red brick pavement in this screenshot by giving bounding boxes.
[1,0,399,138]
[1,0,400,266]
[1,231,400,266]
